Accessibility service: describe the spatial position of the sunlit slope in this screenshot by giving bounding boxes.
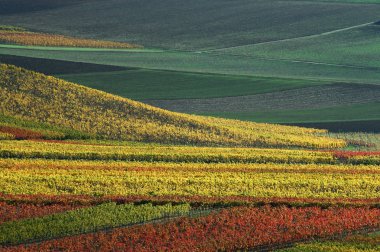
[0,64,345,148]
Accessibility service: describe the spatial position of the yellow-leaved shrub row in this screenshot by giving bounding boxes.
[0,132,14,140]
[0,140,336,164]
[0,64,345,149]
[0,158,379,199]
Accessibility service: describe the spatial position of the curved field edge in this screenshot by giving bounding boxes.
[0,54,333,100]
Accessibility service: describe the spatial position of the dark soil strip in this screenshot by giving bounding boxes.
[285,120,380,133]
[0,54,129,75]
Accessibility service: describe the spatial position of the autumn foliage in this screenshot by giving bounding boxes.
[3,206,379,252]
[0,126,43,140]
[0,202,81,224]
[0,30,141,49]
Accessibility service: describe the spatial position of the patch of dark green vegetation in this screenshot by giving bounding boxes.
[0,54,128,75]
[58,69,328,100]
[0,25,26,32]
[0,0,93,15]
[284,120,380,133]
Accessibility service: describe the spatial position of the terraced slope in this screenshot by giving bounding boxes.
[0,64,344,148]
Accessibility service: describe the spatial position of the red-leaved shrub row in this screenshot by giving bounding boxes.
[2,206,380,252]
[0,126,43,140]
[0,202,82,224]
[1,193,379,207]
[333,151,380,159]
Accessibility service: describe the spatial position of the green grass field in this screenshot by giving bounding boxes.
[219,24,380,69]
[57,70,329,100]
[2,46,380,85]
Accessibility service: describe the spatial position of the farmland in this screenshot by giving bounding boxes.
[0,139,380,250]
[0,0,379,129]
[219,23,380,69]
[0,45,379,129]
[1,0,380,250]
[2,0,380,50]
[0,65,379,250]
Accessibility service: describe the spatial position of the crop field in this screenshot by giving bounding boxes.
[57,69,329,100]
[146,83,380,113]
[2,0,380,50]
[202,102,380,123]
[2,46,380,85]
[0,64,378,250]
[1,0,380,250]
[0,66,379,250]
[0,0,379,130]
[218,24,380,69]
[0,138,379,251]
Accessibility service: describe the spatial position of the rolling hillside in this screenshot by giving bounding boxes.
[0,64,345,148]
[1,1,380,251]
[0,0,379,131]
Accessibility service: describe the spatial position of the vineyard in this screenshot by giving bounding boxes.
[0,0,378,249]
[0,126,379,249]
[0,65,379,251]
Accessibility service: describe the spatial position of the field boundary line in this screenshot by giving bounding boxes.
[207,21,375,52]
[200,49,380,73]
